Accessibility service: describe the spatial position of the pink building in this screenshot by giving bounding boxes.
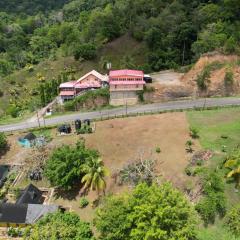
[109,69,145,105]
[59,70,108,101]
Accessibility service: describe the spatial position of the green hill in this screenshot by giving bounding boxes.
[0,34,147,116]
[0,0,240,119]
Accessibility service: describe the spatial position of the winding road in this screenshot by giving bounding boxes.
[1,97,240,132]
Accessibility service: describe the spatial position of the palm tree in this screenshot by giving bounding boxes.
[224,151,240,188]
[82,158,108,195]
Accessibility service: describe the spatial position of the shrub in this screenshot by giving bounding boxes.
[195,194,217,224]
[155,147,161,153]
[196,62,224,91]
[79,197,89,208]
[225,204,240,236]
[7,227,22,237]
[65,88,110,111]
[74,43,97,60]
[6,104,20,118]
[196,170,226,225]
[185,166,195,176]
[77,125,93,134]
[64,100,75,111]
[137,90,144,102]
[190,127,199,139]
[224,70,234,87]
[12,187,21,200]
[0,132,7,152]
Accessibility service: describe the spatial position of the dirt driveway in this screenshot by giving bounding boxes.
[151,70,184,85]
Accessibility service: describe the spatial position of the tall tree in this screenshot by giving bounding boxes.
[95,182,198,240]
[82,158,108,195]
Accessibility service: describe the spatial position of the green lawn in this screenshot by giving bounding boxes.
[187,107,240,152]
[187,107,240,238]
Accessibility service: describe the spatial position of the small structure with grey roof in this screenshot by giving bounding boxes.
[16,184,43,205]
[0,203,58,227]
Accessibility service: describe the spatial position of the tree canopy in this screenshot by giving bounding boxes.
[95,182,198,240]
[24,211,95,240]
[0,132,7,153]
[44,140,99,190]
[0,0,240,79]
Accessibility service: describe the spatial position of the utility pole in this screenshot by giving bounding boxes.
[203,98,207,110]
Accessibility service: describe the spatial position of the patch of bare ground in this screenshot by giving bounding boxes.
[0,133,32,165]
[84,113,200,191]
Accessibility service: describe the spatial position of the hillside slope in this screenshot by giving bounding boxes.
[181,53,240,97]
[0,34,147,114]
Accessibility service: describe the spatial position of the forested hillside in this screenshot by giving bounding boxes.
[0,0,239,116]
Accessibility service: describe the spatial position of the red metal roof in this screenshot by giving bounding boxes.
[74,82,101,89]
[110,81,145,85]
[59,91,75,96]
[109,69,144,78]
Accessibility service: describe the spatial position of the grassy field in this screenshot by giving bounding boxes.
[187,107,240,152]
[187,107,240,239]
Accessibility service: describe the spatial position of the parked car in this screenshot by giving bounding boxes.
[144,74,153,83]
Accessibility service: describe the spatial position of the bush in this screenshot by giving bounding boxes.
[225,204,240,236]
[224,70,234,87]
[196,62,224,91]
[185,166,194,176]
[77,125,93,134]
[64,88,110,112]
[6,104,20,118]
[195,194,217,224]
[12,187,21,200]
[64,100,75,111]
[137,90,144,102]
[190,127,199,139]
[79,197,89,208]
[155,147,161,153]
[7,227,22,237]
[195,170,226,225]
[74,43,97,60]
[0,132,7,152]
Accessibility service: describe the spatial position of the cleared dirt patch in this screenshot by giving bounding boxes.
[85,113,198,190]
[151,70,183,85]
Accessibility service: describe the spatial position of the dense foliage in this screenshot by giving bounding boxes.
[24,211,94,240]
[64,88,110,111]
[0,132,7,152]
[0,0,240,79]
[44,140,99,190]
[95,182,198,240]
[225,203,240,237]
[224,148,240,188]
[195,170,226,225]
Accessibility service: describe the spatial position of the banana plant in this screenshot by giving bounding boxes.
[224,151,240,188]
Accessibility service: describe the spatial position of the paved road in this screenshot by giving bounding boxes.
[1,97,240,132]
